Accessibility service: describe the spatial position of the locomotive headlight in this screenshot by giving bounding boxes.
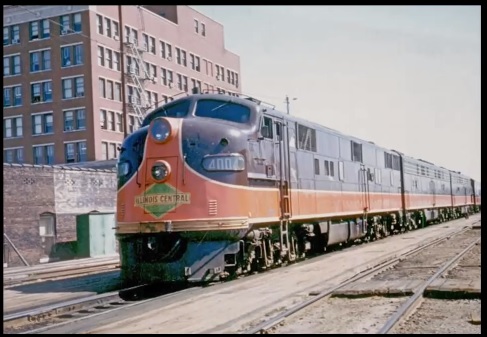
[150,118,172,143]
[202,154,245,172]
[151,161,171,181]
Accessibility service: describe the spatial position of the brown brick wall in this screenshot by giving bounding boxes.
[3,163,117,267]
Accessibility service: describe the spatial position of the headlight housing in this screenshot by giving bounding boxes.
[151,161,171,181]
[150,118,172,143]
[117,161,131,177]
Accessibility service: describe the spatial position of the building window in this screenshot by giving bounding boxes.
[107,80,114,100]
[30,49,51,72]
[75,77,85,97]
[116,113,123,132]
[181,50,187,67]
[3,55,21,76]
[149,36,156,54]
[33,144,55,165]
[176,48,181,65]
[201,23,206,36]
[4,117,23,138]
[195,56,200,71]
[114,82,121,101]
[64,108,86,131]
[60,13,82,34]
[108,111,114,131]
[61,44,84,67]
[100,109,107,129]
[3,85,22,108]
[32,113,53,135]
[113,21,119,37]
[4,148,23,164]
[314,158,320,175]
[4,25,20,45]
[29,19,50,40]
[177,73,183,90]
[105,49,112,69]
[105,17,111,37]
[98,46,104,66]
[166,44,172,59]
[65,141,87,163]
[99,78,106,98]
[101,141,108,160]
[62,76,84,99]
[194,19,199,33]
[113,51,120,71]
[31,81,52,103]
[96,14,103,34]
[126,56,139,75]
[39,212,56,237]
[128,115,135,133]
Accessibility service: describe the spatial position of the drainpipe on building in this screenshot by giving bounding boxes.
[119,5,128,138]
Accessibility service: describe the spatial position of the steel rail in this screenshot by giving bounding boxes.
[377,236,481,334]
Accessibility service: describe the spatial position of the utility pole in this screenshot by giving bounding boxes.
[285,95,297,114]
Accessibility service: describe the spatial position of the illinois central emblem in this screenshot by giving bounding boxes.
[135,183,191,218]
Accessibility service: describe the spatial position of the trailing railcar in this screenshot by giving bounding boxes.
[449,170,475,216]
[472,179,481,212]
[116,93,479,286]
[399,157,454,225]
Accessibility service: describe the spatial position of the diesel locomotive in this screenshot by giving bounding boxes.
[116,93,481,285]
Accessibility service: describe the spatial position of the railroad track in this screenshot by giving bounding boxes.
[3,282,191,334]
[4,219,479,334]
[4,258,120,287]
[240,220,480,334]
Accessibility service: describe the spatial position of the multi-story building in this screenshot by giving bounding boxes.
[3,5,241,165]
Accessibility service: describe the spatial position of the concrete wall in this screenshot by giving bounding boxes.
[3,163,117,267]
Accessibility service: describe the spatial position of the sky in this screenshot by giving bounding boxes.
[192,5,481,182]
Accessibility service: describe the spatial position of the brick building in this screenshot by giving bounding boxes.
[3,162,118,267]
[3,5,241,165]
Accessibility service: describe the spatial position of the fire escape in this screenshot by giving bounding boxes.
[123,35,155,128]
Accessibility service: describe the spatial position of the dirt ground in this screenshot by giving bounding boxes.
[369,228,480,283]
[391,299,481,334]
[266,296,405,334]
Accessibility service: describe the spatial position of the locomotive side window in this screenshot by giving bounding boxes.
[324,160,334,177]
[351,141,363,163]
[195,99,251,124]
[297,123,317,152]
[261,116,273,139]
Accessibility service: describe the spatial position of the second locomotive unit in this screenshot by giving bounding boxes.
[116,93,480,285]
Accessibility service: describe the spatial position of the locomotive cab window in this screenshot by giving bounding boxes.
[142,100,191,126]
[261,116,273,139]
[195,99,251,124]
